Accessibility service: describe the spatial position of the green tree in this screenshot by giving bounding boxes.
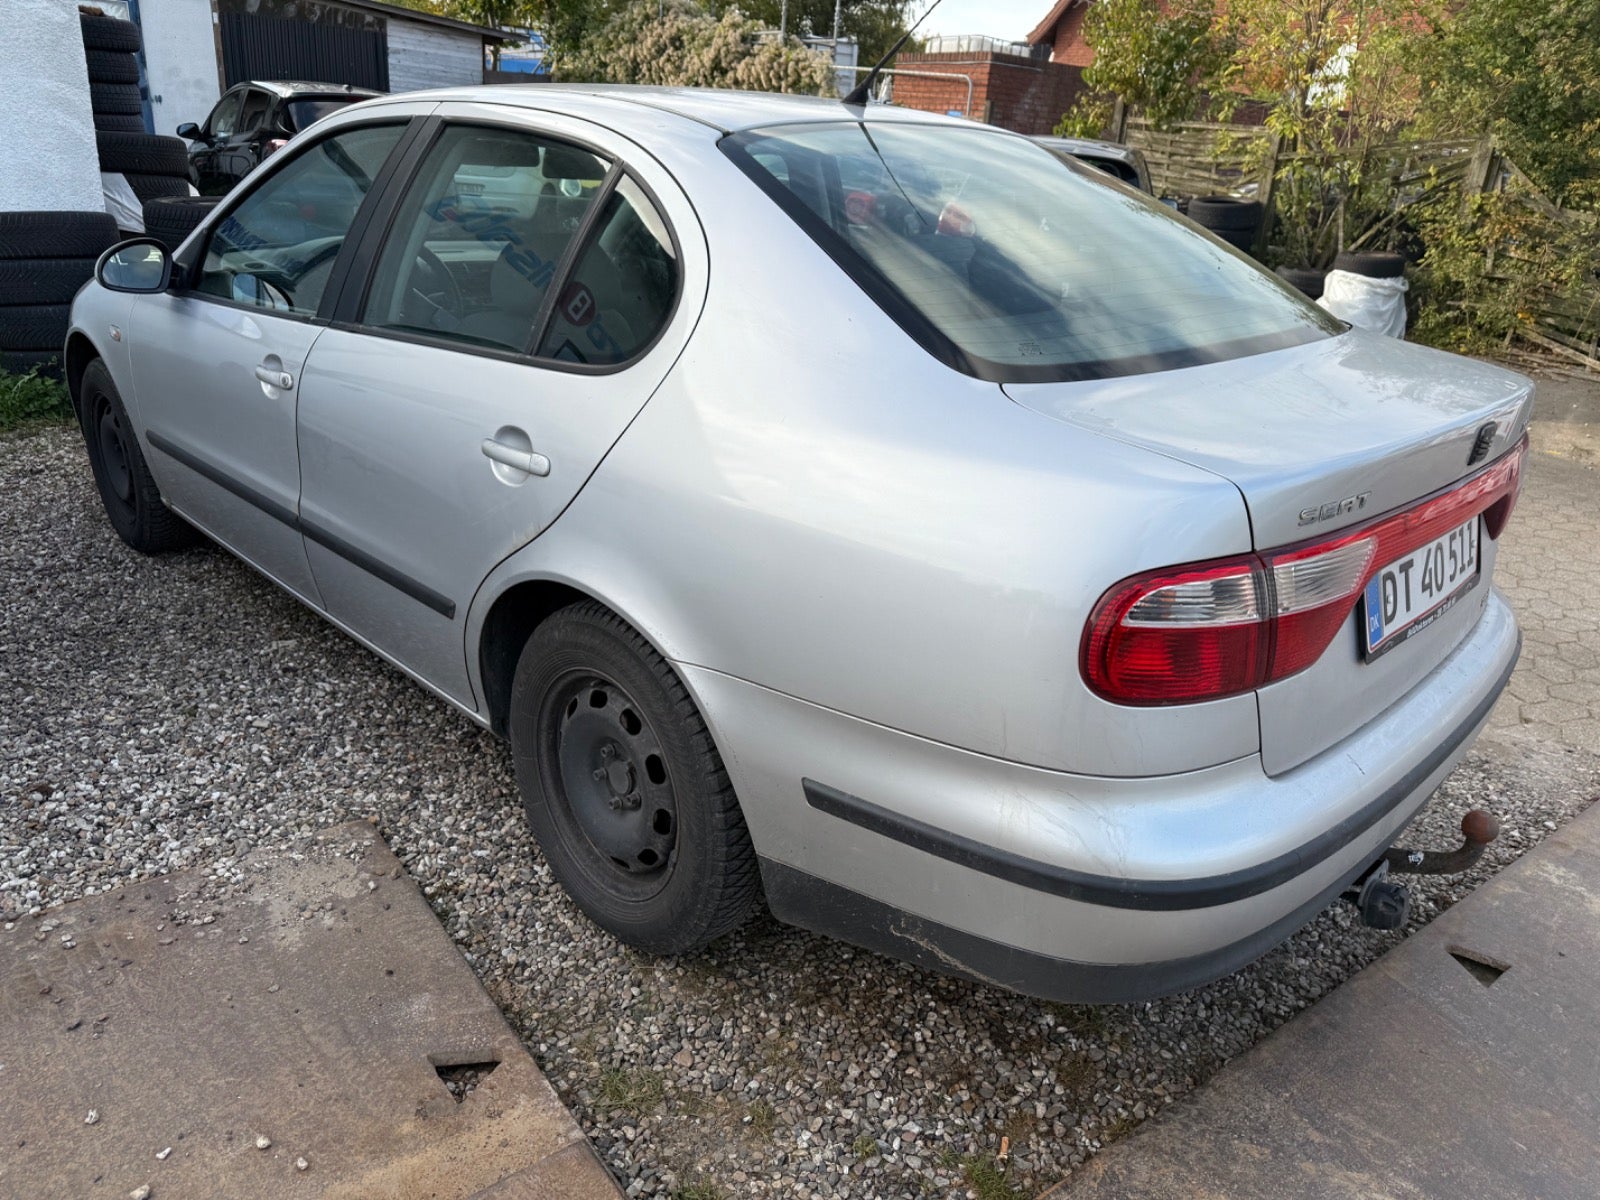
[702,0,914,67]
[1056,0,1232,134]
[1413,0,1600,208]
[563,0,837,93]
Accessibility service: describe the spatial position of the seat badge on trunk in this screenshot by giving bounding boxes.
[1298,492,1371,527]
[1468,421,1498,465]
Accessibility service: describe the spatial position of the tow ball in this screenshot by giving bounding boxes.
[1344,809,1500,930]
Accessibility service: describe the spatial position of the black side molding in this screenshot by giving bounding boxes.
[145,429,456,619]
[803,637,1517,911]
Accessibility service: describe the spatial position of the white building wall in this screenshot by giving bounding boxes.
[0,0,103,212]
[137,0,223,138]
[387,23,482,93]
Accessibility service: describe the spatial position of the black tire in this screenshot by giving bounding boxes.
[1187,195,1263,231]
[1332,250,1406,279]
[143,196,220,251]
[509,602,759,954]
[90,80,142,115]
[1213,227,1257,254]
[80,13,142,53]
[0,211,119,260]
[0,259,99,306]
[97,131,190,177]
[85,49,141,85]
[76,359,197,553]
[0,305,71,351]
[95,113,146,133]
[1275,265,1328,299]
[125,173,194,203]
[1,349,61,379]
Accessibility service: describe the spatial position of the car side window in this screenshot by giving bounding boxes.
[194,123,405,317]
[359,126,608,353]
[208,90,243,139]
[536,175,678,366]
[239,88,271,134]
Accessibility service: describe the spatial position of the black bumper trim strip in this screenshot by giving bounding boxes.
[803,637,1518,911]
[145,428,455,619]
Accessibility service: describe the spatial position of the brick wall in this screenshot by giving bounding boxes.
[1050,4,1095,66]
[892,51,1088,136]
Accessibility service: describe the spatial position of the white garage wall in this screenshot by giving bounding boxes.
[138,0,223,139]
[388,23,482,93]
[0,0,103,213]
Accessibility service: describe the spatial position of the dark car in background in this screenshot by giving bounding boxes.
[178,80,381,195]
[1032,135,1153,194]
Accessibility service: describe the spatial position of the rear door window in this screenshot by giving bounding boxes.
[535,175,678,366]
[358,125,609,352]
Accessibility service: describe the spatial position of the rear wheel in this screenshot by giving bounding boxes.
[78,359,196,553]
[509,602,759,953]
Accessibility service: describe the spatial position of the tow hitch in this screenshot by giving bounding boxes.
[1344,809,1500,930]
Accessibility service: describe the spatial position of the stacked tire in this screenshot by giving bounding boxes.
[142,195,222,252]
[81,13,196,214]
[0,211,119,379]
[1187,195,1264,256]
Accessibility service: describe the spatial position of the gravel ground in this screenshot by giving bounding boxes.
[3,424,1597,1199]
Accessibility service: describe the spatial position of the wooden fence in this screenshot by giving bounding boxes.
[1116,117,1598,363]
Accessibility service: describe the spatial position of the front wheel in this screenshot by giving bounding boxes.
[78,358,196,554]
[509,602,759,954]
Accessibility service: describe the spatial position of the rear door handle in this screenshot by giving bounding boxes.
[481,438,551,478]
[254,364,293,389]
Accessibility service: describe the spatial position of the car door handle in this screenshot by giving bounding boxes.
[254,364,293,389]
[481,438,551,477]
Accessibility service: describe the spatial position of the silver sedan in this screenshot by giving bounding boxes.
[66,86,1530,1003]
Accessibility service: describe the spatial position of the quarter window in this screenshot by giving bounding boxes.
[360,126,608,353]
[194,123,405,316]
[535,175,678,366]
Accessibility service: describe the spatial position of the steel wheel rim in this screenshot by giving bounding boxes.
[95,397,133,505]
[545,669,678,897]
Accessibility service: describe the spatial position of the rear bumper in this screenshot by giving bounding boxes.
[683,590,1520,1002]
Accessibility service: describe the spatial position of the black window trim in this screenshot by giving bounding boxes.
[171,115,425,327]
[326,115,686,378]
[719,122,1340,385]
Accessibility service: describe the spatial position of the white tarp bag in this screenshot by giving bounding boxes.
[101,172,145,232]
[1317,268,1409,338]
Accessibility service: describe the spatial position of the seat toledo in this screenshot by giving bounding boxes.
[66,86,1528,1003]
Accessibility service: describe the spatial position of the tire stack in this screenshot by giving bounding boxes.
[1187,195,1264,256]
[81,13,196,216]
[142,195,222,253]
[1331,250,1406,280]
[0,211,119,378]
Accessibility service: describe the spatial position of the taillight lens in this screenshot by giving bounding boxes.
[1083,436,1526,705]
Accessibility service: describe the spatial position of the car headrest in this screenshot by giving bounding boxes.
[459,135,543,170]
[541,143,605,182]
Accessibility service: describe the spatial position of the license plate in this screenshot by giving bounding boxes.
[1360,518,1480,659]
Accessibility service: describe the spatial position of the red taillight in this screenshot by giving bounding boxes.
[1083,436,1526,705]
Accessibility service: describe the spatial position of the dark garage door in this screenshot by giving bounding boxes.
[220,11,389,91]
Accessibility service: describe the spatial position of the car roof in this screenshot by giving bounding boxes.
[358,84,988,135]
[1031,134,1139,163]
[239,80,383,99]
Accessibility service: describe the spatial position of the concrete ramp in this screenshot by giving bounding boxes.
[0,821,621,1200]
[1044,800,1600,1200]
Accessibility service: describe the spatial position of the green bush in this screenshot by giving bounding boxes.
[0,365,72,432]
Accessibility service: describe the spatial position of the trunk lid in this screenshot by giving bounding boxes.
[1005,330,1533,773]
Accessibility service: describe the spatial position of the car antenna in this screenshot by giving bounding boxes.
[842,0,945,107]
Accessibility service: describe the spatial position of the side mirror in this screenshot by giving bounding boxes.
[177,122,205,142]
[97,239,172,294]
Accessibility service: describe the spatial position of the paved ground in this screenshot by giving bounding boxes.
[1042,795,1600,1200]
[2,361,1597,1199]
[0,821,621,1200]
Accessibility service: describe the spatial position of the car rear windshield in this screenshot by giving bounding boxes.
[722,122,1342,382]
[285,97,360,133]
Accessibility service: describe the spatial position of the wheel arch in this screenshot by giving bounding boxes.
[476,578,597,739]
[63,331,102,425]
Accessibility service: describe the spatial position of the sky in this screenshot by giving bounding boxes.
[917,0,1055,42]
